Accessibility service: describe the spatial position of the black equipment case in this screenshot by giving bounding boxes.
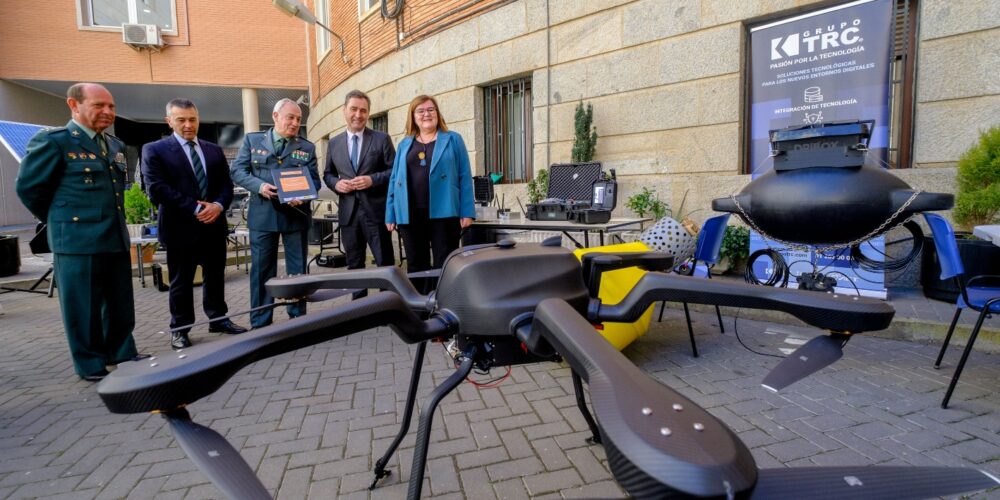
[526,162,603,221]
[569,168,616,224]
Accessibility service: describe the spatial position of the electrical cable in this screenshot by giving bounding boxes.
[467,365,512,388]
[744,248,790,287]
[850,220,923,272]
[381,0,404,19]
[731,308,784,359]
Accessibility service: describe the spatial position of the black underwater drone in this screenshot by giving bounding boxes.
[97,237,998,499]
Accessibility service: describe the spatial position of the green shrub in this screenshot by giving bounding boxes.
[953,125,1000,230]
[625,187,670,219]
[571,102,598,163]
[526,168,549,204]
[124,183,153,224]
[720,225,750,263]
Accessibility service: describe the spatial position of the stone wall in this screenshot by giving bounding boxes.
[307,0,1000,227]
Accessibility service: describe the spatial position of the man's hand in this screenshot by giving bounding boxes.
[335,179,355,194]
[460,217,473,229]
[350,175,373,190]
[259,183,278,199]
[386,223,396,232]
[288,199,305,207]
[196,201,223,224]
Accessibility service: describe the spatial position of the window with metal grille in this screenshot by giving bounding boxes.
[370,112,388,134]
[483,78,532,184]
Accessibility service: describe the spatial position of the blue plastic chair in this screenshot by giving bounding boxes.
[923,213,1000,408]
[658,213,730,357]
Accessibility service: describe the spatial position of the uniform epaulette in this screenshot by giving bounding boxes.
[106,134,125,146]
[43,127,68,135]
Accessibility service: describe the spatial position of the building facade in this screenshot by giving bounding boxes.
[303,0,1000,221]
[0,0,312,226]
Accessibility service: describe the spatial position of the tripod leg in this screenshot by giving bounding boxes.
[572,370,602,444]
[369,341,427,490]
[406,348,475,500]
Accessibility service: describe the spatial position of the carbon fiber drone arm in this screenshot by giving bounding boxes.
[265,266,430,312]
[591,272,894,333]
[531,299,757,498]
[98,293,449,414]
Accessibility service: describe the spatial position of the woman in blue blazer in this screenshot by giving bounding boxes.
[385,95,475,276]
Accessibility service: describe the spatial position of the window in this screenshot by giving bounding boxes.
[79,0,177,33]
[370,112,388,134]
[315,0,331,56]
[484,78,533,183]
[359,0,379,19]
[886,0,918,169]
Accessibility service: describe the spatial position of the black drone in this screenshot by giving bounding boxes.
[97,237,998,499]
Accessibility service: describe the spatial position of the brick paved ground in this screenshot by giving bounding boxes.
[1,261,999,499]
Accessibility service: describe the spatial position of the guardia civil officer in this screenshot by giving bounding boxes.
[16,83,146,382]
[230,99,321,328]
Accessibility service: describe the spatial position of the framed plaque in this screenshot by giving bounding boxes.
[272,167,318,203]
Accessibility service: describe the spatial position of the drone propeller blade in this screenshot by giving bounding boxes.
[751,465,1000,499]
[164,409,271,500]
[761,334,847,392]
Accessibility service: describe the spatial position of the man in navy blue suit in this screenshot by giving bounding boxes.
[141,98,247,349]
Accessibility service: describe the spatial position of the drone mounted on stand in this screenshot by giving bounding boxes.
[97,236,997,499]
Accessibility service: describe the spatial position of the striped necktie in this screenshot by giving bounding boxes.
[187,140,208,199]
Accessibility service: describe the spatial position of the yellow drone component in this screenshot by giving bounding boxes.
[574,241,655,350]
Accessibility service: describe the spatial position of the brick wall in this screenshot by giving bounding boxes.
[0,1,307,89]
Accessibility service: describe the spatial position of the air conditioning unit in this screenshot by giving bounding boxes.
[122,23,161,47]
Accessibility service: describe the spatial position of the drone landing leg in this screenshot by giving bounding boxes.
[406,348,475,500]
[369,341,428,490]
[571,371,602,444]
[683,303,699,357]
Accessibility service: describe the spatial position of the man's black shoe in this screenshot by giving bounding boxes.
[209,319,248,335]
[171,331,192,349]
[81,370,109,382]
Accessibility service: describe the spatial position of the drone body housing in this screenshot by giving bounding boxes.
[435,241,590,366]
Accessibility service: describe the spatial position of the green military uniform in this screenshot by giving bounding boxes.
[16,120,138,378]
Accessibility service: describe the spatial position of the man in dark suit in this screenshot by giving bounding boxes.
[141,98,247,349]
[324,90,396,298]
[230,99,320,328]
[15,82,145,381]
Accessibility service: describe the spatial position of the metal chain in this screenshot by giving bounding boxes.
[730,189,922,253]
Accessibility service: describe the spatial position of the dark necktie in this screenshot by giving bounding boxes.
[275,137,287,157]
[350,134,359,172]
[187,140,208,199]
[95,133,107,156]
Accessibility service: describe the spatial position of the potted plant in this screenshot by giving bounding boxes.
[922,126,1000,301]
[526,168,549,204]
[124,183,156,263]
[627,187,699,260]
[715,225,750,275]
[625,186,670,219]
